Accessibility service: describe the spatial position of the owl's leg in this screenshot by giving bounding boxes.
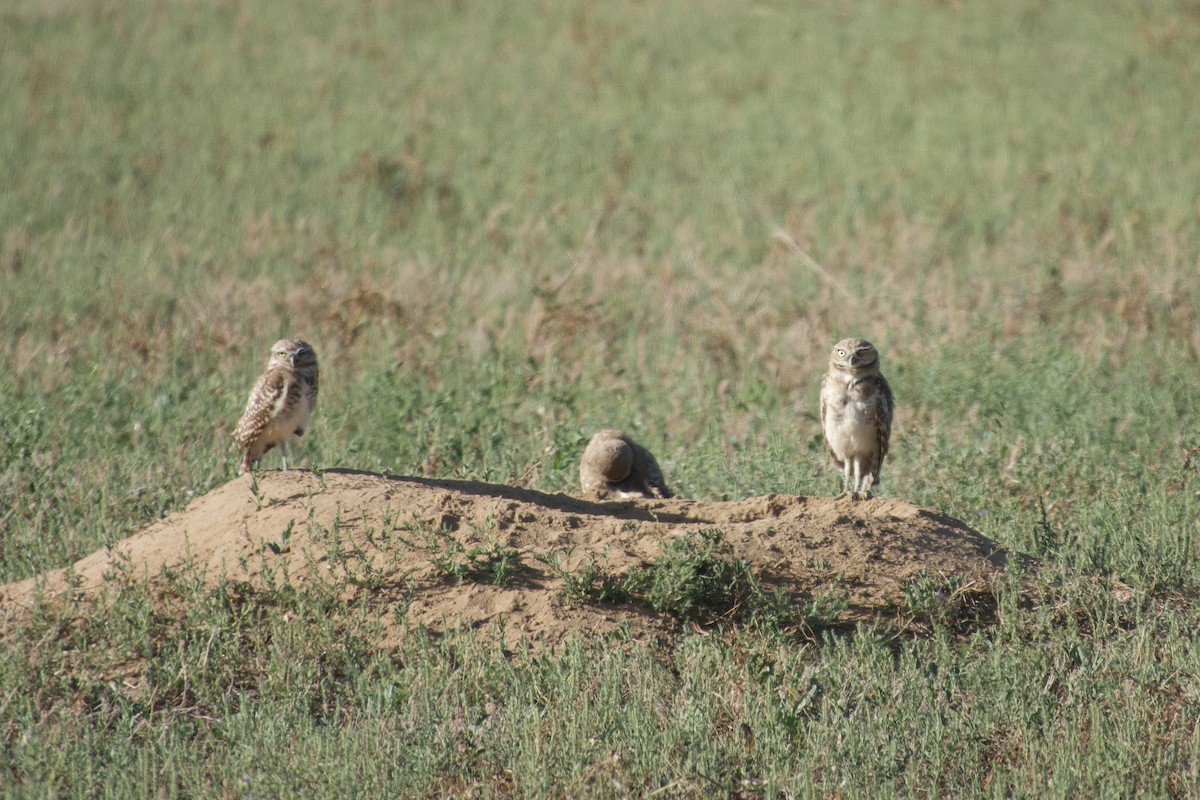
[851,459,865,499]
[241,442,266,475]
[859,470,875,500]
[279,440,290,471]
[841,460,852,497]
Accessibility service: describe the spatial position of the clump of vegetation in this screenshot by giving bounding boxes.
[538,547,630,605]
[431,537,524,586]
[544,529,822,631]
[900,571,964,627]
[406,520,524,586]
[624,528,761,623]
[798,582,851,632]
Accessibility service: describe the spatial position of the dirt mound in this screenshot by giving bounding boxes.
[1,470,1019,645]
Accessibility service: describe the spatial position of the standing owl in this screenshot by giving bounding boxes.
[233,339,319,474]
[819,337,894,499]
[579,429,672,500]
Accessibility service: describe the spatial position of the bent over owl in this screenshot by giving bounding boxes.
[579,429,671,500]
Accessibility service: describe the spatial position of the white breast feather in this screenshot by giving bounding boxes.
[823,376,878,460]
[258,386,312,447]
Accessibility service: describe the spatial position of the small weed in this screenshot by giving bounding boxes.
[901,571,964,627]
[1031,497,1065,556]
[266,520,295,555]
[432,538,524,586]
[408,524,524,586]
[398,516,525,586]
[799,581,850,631]
[248,471,264,510]
[538,547,629,605]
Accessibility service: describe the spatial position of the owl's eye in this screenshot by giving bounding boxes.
[837,349,845,357]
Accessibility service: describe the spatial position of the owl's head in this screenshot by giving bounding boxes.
[581,429,636,483]
[268,339,318,371]
[829,337,880,372]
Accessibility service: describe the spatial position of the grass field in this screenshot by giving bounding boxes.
[3,0,1200,796]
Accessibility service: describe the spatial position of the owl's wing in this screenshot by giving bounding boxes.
[819,385,827,428]
[875,375,895,460]
[819,375,843,467]
[631,442,672,499]
[233,368,288,448]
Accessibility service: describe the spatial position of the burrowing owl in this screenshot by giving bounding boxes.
[579,429,672,500]
[820,337,894,499]
[233,339,319,474]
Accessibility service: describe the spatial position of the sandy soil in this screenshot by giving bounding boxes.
[1,469,1020,646]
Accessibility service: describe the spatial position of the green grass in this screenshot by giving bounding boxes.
[412,519,526,587]
[3,0,1200,796]
[544,528,810,631]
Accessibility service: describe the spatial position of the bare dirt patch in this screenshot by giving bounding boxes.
[1,469,1019,646]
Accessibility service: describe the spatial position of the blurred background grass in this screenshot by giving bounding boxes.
[3,0,1199,584]
[2,1,1200,793]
